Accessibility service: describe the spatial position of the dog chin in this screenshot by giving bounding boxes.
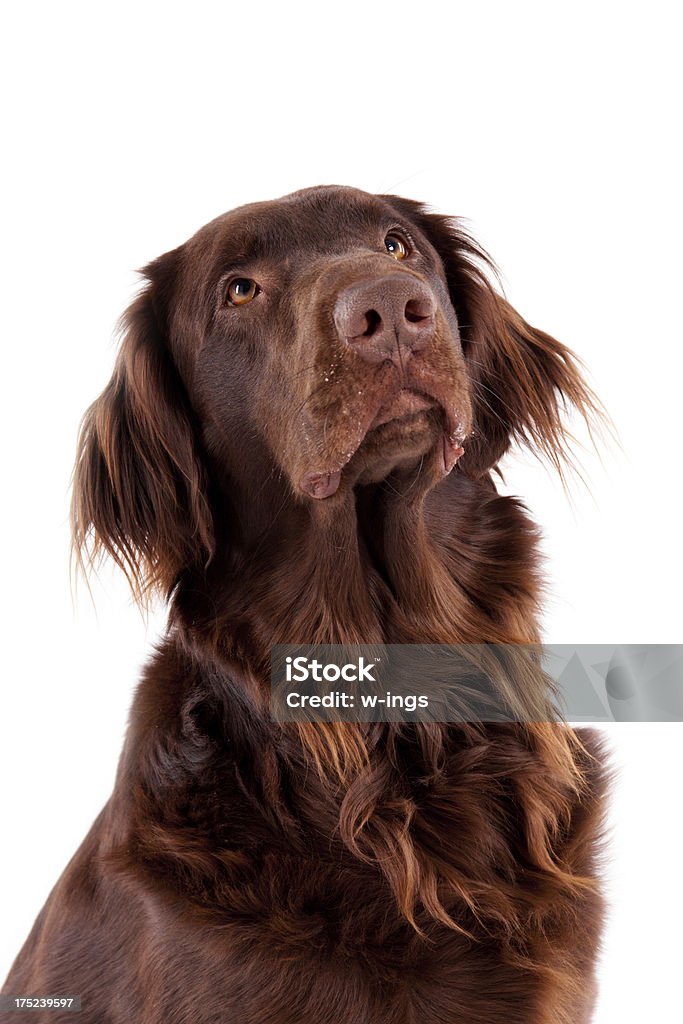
[297,388,469,500]
[352,408,443,483]
[299,410,455,499]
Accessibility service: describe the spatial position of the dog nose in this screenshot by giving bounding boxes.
[333,275,436,364]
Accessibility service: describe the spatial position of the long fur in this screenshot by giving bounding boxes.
[4,186,609,1024]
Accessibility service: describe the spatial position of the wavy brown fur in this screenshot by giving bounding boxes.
[4,186,608,1024]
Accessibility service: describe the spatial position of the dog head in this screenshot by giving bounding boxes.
[72,185,597,597]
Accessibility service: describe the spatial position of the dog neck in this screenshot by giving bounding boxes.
[172,462,541,673]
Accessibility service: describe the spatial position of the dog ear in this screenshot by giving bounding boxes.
[71,248,214,601]
[383,197,602,478]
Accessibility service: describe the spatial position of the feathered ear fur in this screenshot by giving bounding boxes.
[383,197,603,477]
[71,249,214,602]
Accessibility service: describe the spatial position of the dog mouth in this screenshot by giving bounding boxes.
[367,389,437,430]
[299,387,468,501]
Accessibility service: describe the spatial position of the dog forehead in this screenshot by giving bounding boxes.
[191,186,401,265]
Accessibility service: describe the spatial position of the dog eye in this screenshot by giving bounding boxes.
[226,278,260,306]
[384,234,409,260]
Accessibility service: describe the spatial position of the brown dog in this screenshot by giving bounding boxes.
[2,186,608,1023]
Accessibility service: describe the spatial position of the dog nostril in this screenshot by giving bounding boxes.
[404,299,433,324]
[362,309,382,337]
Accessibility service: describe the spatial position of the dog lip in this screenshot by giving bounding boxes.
[440,433,466,475]
[300,470,343,500]
[368,389,437,430]
[298,382,469,499]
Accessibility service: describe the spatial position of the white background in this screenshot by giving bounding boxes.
[1,2,681,1020]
